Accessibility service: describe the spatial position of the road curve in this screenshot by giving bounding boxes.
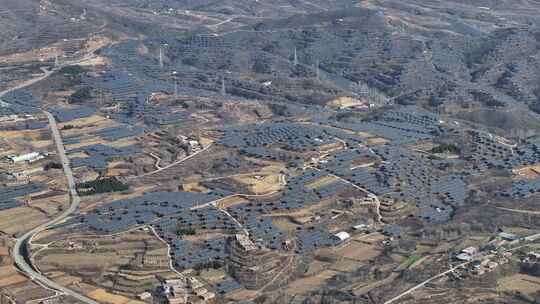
[12,112,98,304]
[0,67,54,100]
[0,66,98,303]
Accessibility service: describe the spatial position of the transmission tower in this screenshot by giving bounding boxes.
[159,46,164,68]
[172,71,178,97]
[221,77,226,96]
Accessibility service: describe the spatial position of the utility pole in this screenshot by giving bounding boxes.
[315,59,320,80]
[293,47,298,66]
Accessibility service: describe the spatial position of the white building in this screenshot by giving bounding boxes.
[455,253,472,261]
[8,152,41,163]
[333,231,351,242]
[137,292,152,300]
[461,247,477,256]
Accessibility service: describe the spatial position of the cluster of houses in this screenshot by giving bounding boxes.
[144,277,215,304]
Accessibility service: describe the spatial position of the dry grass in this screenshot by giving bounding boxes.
[264,198,335,220]
[305,175,339,190]
[29,195,69,216]
[53,274,82,287]
[107,167,131,177]
[58,115,110,129]
[78,56,108,66]
[0,273,28,288]
[498,274,540,294]
[334,241,381,261]
[224,288,258,302]
[243,157,287,172]
[287,270,338,295]
[29,139,53,149]
[87,288,145,304]
[327,96,366,109]
[513,164,540,180]
[366,137,391,146]
[330,258,363,272]
[199,268,226,284]
[234,173,283,194]
[182,182,209,193]
[65,137,103,150]
[37,252,123,270]
[183,232,230,242]
[215,196,248,209]
[0,207,49,236]
[80,185,153,212]
[0,129,45,140]
[353,232,386,244]
[355,131,373,138]
[67,151,89,159]
[107,138,138,148]
[272,217,300,236]
[0,265,17,276]
[198,136,214,146]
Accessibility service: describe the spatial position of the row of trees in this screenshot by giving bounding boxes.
[76,177,129,196]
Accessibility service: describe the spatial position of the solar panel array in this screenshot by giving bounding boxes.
[464,130,514,172]
[313,144,468,223]
[220,123,337,151]
[497,177,540,199]
[92,126,144,141]
[245,215,286,250]
[0,90,41,115]
[1,90,40,107]
[0,183,43,211]
[296,224,339,253]
[215,279,242,295]
[313,106,442,145]
[69,144,140,169]
[169,238,227,270]
[82,191,219,232]
[51,106,96,123]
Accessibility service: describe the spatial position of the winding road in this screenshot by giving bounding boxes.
[11,113,98,304]
[1,66,98,303]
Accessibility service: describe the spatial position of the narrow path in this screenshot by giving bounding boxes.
[496,206,540,215]
[148,226,185,277]
[384,261,470,304]
[308,166,383,224]
[328,173,383,224]
[148,152,163,170]
[129,144,213,180]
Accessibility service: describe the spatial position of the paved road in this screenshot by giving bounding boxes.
[12,112,98,304]
[0,64,99,303]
